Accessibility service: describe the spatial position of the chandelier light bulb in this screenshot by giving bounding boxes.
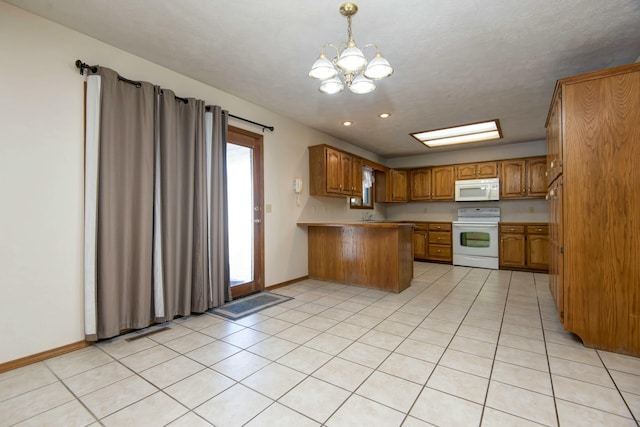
[364,52,394,80]
[349,74,376,94]
[309,53,339,80]
[336,44,367,72]
[319,76,345,94]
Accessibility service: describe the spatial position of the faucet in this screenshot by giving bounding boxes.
[362,212,374,221]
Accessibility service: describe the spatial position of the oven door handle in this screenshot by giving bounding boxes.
[453,224,498,228]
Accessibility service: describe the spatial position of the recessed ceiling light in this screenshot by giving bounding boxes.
[379,113,391,118]
[341,121,353,126]
[410,119,502,148]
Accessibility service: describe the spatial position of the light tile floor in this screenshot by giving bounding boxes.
[2,263,640,426]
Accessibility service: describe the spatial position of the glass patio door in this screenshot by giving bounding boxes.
[226,126,264,298]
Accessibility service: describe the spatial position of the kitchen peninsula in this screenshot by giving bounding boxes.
[297,221,414,293]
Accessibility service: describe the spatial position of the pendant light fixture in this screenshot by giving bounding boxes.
[309,2,393,94]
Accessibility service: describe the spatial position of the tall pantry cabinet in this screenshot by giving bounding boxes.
[545,62,640,357]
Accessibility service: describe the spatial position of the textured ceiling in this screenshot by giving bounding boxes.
[9,0,640,158]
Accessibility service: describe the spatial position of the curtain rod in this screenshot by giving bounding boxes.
[228,113,274,132]
[75,59,275,132]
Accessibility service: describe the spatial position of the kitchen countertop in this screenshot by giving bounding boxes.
[297,221,415,228]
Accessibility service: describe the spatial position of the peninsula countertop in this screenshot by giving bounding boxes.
[297,221,415,228]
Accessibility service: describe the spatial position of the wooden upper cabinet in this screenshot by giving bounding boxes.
[455,161,498,180]
[431,165,455,200]
[527,157,547,197]
[309,145,362,198]
[409,168,431,201]
[546,93,563,186]
[501,159,526,198]
[325,147,344,194]
[408,165,454,201]
[351,156,363,197]
[455,164,477,180]
[501,157,547,199]
[390,169,409,202]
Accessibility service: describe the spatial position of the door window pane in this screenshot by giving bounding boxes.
[227,144,254,286]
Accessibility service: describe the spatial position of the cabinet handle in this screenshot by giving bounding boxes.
[436,249,441,253]
[537,228,542,232]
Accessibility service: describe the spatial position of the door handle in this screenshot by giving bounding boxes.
[254,219,262,223]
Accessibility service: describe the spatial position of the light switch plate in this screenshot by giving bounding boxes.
[266,204,272,213]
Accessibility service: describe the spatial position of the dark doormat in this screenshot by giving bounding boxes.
[208,292,293,320]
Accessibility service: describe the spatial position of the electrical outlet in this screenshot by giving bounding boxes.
[528,206,535,213]
[423,208,428,213]
[266,204,272,213]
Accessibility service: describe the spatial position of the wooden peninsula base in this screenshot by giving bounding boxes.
[298,222,414,293]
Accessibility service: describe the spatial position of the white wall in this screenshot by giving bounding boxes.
[0,2,382,364]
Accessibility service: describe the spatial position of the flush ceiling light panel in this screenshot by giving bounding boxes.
[411,119,503,148]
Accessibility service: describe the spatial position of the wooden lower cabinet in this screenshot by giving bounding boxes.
[413,222,452,263]
[499,223,548,272]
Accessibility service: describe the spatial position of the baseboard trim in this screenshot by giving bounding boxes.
[266,275,309,291]
[0,341,91,374]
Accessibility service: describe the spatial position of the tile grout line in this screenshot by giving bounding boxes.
[534,272,561,427]
[401,267,496,426]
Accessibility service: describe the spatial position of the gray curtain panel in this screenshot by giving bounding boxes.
[206,105,231,308]
[85,68,231,340]
[155,90,207,321]
[95,67,155,339]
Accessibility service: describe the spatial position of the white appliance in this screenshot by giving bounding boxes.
[452,207,500,269]
[455,178,500,202]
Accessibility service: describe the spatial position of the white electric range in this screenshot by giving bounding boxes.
[452,207,500,269]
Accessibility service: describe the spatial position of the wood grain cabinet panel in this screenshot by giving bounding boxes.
[455,162,498,180]
[409,166,454,201]
[413,222,452,263]
[431,166,455,200]
[499,223,548,272]
[309,145,363,198]
[409,168,431,201]
[501,157,547,199]
[546,62,640,356]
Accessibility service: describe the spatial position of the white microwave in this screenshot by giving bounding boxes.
[455,178,500,201]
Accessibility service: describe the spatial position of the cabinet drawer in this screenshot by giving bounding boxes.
[429,231,451,245]
[428,245,451,259]
[500,225,525,233]
[428,223,452,231]
[526,225,548,235]
[413,222,429,231]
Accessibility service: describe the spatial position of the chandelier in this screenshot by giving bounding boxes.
[308,2,393,94]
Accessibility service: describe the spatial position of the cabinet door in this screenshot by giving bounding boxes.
[500,234,526,268]
[413,230,428,259]
[339,152,353,195]
[527,234,549,270]
[390,170,408,202]
[431,166,455,200]
[325,148,343,194]
[455,164,477,180]
[476,162,498,178]
[546,93,562,186]
[501,160,526,198]
[351,156,363,196]
[410,168,431,201]
[527,157,547,197]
